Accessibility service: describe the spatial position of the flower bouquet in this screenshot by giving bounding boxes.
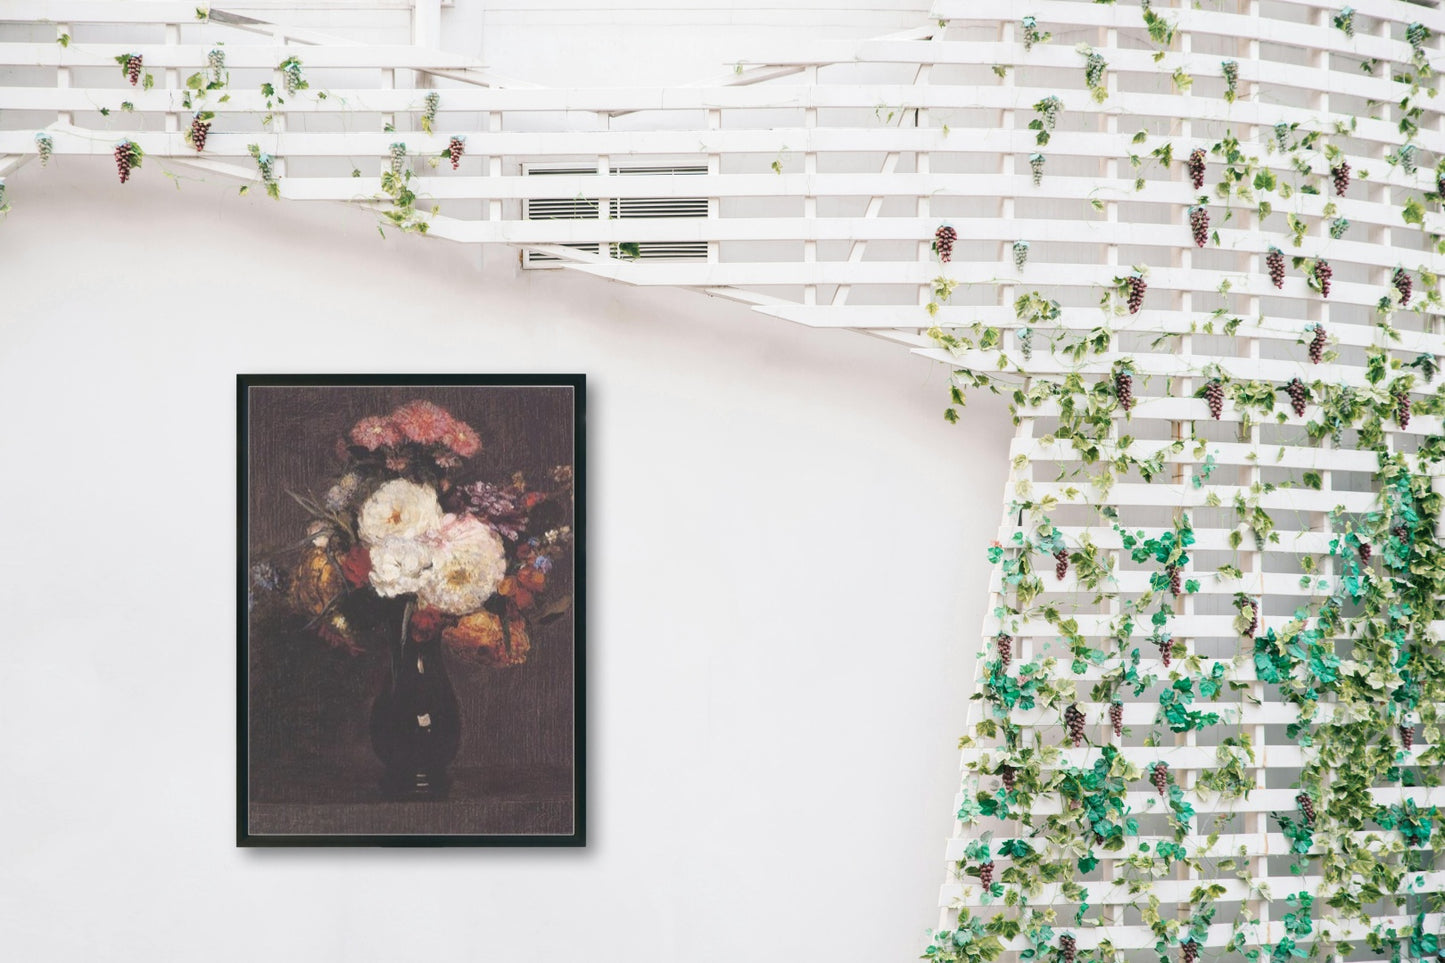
[254,399,574,797]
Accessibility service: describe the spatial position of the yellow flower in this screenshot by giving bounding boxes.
[442,611,530,668]
[290,546,344,617]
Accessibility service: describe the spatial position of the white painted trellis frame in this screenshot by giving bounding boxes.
[3,0,1445,957]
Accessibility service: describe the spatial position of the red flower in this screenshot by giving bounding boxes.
[440,422,482,458]
[497,575,534,610]
[391,401,456,446]
[387,400,481,459]
[516,567,546,593]
[339,544,372,587]
[409,607,444,644]
[522,491,549,510]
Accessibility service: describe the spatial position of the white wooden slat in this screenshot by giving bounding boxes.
[0,42,488,69]
[0,69,1431,120]
[945,873,1445,907]
[926,916,1445,950]
[935,0,1441,60]
[764,305,1445,351]
[944,831,1436,862]
[1,1,218,22]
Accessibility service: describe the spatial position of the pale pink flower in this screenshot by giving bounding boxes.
[350,416,401,451]
[391,401,456,445]
[418,514,507,614]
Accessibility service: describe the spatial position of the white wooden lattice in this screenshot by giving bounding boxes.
[2,1,1444,957]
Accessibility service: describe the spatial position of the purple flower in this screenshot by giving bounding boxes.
[449,481,529,541]
[251,562,279,591]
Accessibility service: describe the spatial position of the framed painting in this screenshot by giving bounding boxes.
[237,375,585,846]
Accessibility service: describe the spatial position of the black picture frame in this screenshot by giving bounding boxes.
[237,374,586,847]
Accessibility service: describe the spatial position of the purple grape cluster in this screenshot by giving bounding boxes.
[996,633,1013,668]
[448,136,465,170]
[126,54,143,86]
[1167,565,1182,596]
[1189,205,1209,247]
[1296,792,1316,826]
[1182,942,1199,963]
[1331,160,1351,196]
[1054,549,1070,580]
[999,764,1017,792]
[1151,762,1169,795]
[1187,147,1206,189]
[934,224,957,263]
[1109,701,1123,738]
[114,141,136,183]
[1359,542,1372,565]
[1157,638,1173,667]
[1266,246,1286,289]
[1115,369,1134,411]
[1309,325,1327,364]
[1059,935,1077,963]
[1285,377,1308,417]
[1205,380,1224,420]
[1394,267,1413,306]
[1402,724,1415,750]
[1243,599,1259,637]
[1314,259,1332,298]
[1064,704,1086,747]
[978,860,995,889]
[189,115,210,153]
[1396,388,1411,429]
[1126,275,1146,313]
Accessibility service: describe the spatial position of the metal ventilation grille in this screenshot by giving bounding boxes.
[524,166,708,266]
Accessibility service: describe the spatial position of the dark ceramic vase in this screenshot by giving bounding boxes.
[369,604,461,800]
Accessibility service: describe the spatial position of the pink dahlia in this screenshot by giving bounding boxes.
[440,421,482,458]
[350,416,401,451]
[391,401,456,445]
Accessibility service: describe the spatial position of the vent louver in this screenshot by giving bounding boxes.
[523,165,708,266]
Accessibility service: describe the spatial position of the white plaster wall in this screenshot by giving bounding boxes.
[0,159,1008,962]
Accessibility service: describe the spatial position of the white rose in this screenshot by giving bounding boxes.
[357,479,443,546]
[368,535,434,597]
[418,514,508,615]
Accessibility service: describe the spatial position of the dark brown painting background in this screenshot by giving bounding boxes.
[245,384,577,837]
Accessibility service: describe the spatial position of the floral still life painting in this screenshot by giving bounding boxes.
[238,375,585,846]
